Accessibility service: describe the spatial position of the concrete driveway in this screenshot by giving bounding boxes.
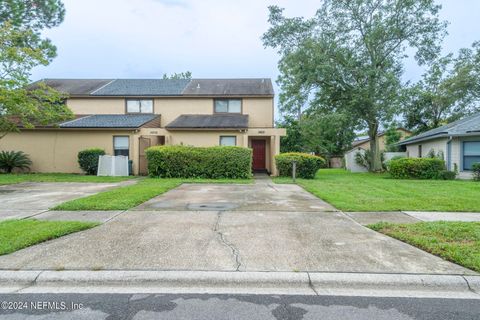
[0,178,473,274]
[0,181,131,220]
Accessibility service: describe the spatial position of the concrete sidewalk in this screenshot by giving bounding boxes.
[1,270,479,298]
[347,211,480,225]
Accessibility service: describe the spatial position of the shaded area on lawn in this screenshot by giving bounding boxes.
[275,169,480,212]
[0,219,98,255]
[369,221,480,273]
[53,178,252,211]
[0,173,134,185]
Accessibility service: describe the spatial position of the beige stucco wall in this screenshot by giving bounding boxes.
[153,98,212,127]
[0,130,136,173]
[0,127,285,175]
[67,97,274,128]
[168,131,247,148]
[242,98,273,128]
[67,98,124,114]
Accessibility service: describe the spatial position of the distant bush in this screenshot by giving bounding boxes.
[146,145,252,179]
[388,158,446,179]
[473,163,480,181]
[437,170,456,180]
[275,152,325,179]
[0,151,32,173]
[78,148,105,175]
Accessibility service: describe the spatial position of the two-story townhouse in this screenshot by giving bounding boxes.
[0,79,286,175]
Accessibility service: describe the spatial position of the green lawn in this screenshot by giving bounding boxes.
[0,219,98,255]
[0,173,134,185]
[53,177,252,211]
[274,169,480,212]
[369,221,480,272]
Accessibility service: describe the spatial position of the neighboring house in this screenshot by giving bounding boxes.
[344,128,411,172]
[398,112,480,179]
[0,79,286,175]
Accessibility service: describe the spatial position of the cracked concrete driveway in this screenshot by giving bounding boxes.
[0,178,473,274]
[0,181,133,220]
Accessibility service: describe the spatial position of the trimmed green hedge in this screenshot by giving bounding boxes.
[78,148,105,175]
[473,163,480,181]
[389,157,446,179]
[275,152,325,179]
[146,145,252,179]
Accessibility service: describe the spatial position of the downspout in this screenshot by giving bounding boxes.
[447,136,453,172]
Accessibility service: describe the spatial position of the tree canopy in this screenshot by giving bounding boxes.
[404,42,480,133]
[0,0,70,139]
[263,0,447,171]
[162,71,192,80]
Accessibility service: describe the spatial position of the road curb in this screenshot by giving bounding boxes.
[0,270,479,297]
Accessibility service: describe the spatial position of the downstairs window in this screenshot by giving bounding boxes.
[114,136,129,157]
[463,141,480,170]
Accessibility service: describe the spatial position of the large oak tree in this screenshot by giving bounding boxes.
[263,0,447,171]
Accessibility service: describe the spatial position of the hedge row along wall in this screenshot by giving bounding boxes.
[388,158,446,179]
[146,145,252,179]
[275,152,325,179]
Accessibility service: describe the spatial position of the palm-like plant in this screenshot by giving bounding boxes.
[0,151,32,173]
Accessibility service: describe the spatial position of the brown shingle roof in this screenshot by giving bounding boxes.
[31,79,274,97]
[166,114,248,130]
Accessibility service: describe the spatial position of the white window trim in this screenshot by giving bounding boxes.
[219,136,237,146]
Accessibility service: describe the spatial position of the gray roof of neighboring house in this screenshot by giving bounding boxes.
[398,112,480,145]
[60,114,159,128]
[33,78,274,96]
[166,114,249,129]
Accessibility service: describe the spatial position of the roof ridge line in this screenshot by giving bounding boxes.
[90,79,117,95]
[59,115,92,126]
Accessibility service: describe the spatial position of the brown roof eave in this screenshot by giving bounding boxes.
[67,94,274,99]
[18,127,139,131]
[165,127,248,131]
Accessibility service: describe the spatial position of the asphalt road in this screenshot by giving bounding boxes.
[0,293,479,319]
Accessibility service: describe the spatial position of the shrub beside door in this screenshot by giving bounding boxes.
[146,145,252,179]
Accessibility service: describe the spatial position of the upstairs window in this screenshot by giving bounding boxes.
[214,99,241,113]
[463,141,480,171]
[126,99,153,113]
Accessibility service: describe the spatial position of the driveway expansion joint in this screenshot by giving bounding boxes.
[213,210,242,271]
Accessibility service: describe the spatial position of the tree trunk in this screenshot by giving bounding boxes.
[368,123,382,172]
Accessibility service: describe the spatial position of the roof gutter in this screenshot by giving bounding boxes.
[165,127,248,131]
[398,132,480,145]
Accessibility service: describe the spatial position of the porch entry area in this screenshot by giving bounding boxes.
[249,137,271,173]
[139,135,165,175]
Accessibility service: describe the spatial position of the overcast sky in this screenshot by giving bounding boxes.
[31,0,480,113]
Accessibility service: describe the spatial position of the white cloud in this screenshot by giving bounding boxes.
[31,0,480,118]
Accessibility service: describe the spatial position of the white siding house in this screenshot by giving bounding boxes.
[398,113,480,180]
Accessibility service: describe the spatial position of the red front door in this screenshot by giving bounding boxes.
[251,139,266,171]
